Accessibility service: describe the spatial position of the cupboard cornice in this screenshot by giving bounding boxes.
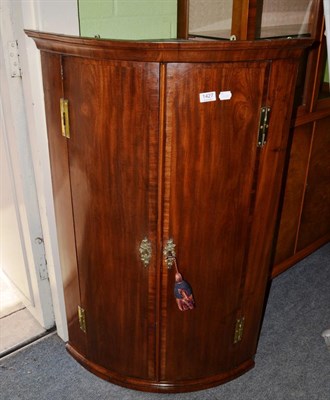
[25,30,312,63]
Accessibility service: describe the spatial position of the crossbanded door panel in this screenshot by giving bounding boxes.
[162,61,270,382]
[63,57,159,380]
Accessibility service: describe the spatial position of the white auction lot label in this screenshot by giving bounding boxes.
[219,91,232,100]
[199,91,217,103]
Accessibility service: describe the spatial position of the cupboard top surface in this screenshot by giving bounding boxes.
[25,30,312,62]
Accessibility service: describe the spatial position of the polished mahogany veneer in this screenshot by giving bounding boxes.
[26,30,312,392]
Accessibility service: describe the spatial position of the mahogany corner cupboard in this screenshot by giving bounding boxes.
[26,30,312,393]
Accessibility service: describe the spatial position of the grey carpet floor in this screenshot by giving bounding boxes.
[1,243,329,400]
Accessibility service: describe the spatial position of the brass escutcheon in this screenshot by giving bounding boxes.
[139,238,152,267]
[163,238,176,269]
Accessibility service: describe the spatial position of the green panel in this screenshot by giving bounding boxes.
[324,60,329,84]
[78,0,115,19]
[78,0,178,40]
[116,0,177,16]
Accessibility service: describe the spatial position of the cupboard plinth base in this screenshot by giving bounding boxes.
[66,343,255,393]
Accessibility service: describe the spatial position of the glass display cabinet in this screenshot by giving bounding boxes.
[178,0,330,276]
[178,0,319,40]
[178,0,329,277]
[272,1,330,277]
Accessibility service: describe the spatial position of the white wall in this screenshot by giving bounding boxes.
[1,0,80,341]
[1,0,54,330]
[324,0,330,83]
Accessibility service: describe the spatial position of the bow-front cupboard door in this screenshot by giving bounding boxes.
[158,56,300,387]
[43,54,160,381]
[160,61,270,384]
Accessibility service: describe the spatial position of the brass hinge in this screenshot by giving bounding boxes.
[78,305,86,333]
[257,106,271,147]
[60,98,70,139]
[234,317,245,344]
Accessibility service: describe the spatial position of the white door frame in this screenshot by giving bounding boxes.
[0,1,54,330]
[0,0,80,341]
